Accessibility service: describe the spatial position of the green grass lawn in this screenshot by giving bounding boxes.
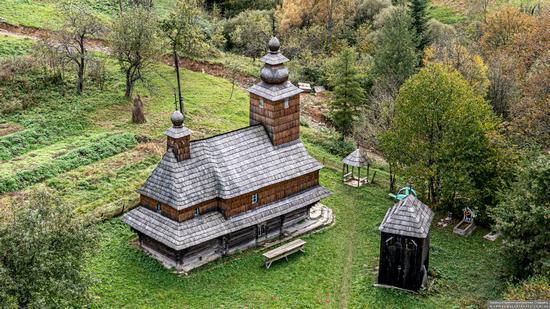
[86,169,503,308]
[0,0,177,30]
[0,35,35,59]
[429,4,466,24]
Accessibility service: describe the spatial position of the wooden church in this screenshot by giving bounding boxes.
[123,37,331,272]
[377,194,434,291]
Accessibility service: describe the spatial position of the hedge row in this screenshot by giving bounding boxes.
[0,133,137,194]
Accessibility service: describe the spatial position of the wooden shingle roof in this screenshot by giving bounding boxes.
[379,194,434,238]
[123,186,331,250]
[248,81,302,102]
[342,149,369,167]
[138,125,323,210]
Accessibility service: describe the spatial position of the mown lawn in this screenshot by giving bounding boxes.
[87,169,503,308]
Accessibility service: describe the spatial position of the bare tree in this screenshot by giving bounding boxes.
[355,80,399,192]
[58,2,103,95]
[110,6,160,98]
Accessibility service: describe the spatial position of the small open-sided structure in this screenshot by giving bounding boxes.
[453,207,476,236]
[342,149,370,187]
[377,194,434,292]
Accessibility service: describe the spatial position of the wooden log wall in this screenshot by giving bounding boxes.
[137,205,314,271]
[138,231,178,261]
[226,226,257,249]
[249,93,301,146]
[282,207,309,228]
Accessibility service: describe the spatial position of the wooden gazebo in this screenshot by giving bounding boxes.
[342,148,370,187]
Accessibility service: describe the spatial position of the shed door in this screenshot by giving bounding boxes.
[402,239,418,288]
[385,237,403,286]
[257,223,267,243]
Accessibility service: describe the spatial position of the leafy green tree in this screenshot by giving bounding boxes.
[409,0,431,54]
[327,47,366,136]
[227,10,272,61]
[372,6,419,92]
[111,7,161,98]
[214,0,276,17]
[380,63,505,220]
[0,189,96,308]
[160,0,208,111]
[490,154,550,278]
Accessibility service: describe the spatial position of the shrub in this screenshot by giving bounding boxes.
[504,276,550,301]
[0,189,96,307]
[225,10,272,61]
[490,154,550,278]
[303,128,355,158]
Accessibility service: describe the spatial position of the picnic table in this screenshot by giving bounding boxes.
[262,239,306,269]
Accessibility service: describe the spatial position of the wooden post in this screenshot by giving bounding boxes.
[367,164,370,183]
[358,167,361,187]
[342,164,346,181]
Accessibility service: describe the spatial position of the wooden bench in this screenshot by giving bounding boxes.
[262,239,306,269]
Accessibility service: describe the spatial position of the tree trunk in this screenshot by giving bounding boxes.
[429,176,437,204]
[125,76,133,99]
[77,60,84,95]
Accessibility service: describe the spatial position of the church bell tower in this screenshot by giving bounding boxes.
[248,37,303,146]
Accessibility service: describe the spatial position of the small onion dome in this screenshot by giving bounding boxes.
[260,65,289,84]
[171,110,184,127]
[268,37,280,53]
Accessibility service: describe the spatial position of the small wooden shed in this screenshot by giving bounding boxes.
[342,149,370,187]
[377,194,434,292]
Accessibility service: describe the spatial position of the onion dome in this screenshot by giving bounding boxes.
[248,37,302,102]
[171,110,184,128]
[268,36,280,53]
